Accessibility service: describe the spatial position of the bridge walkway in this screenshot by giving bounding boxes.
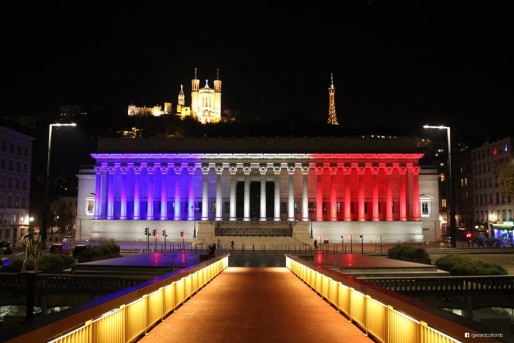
[137,266,374,343]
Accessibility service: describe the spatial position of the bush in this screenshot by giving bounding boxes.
[387,244,429,261]
[78,240,121,261]
[435,254,507,275]
[0,254,74,273]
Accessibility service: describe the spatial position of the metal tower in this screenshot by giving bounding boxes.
[327,73,339,125]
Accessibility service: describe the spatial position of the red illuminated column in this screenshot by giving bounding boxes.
[160,165,168,220]
[273,165,281,221]
[316,165,323,221]
[330,165,337,221]
[412,166,421,221]
[399,166,407,221]
[107,166,115,220]
[372,166,379,221]
[344,166,351,221]
[385,166,393,221]
[358,165,365,221]
[173,164,182,220]
[216,166,223,221]
[302,166,309,221]
[201,165,209,220]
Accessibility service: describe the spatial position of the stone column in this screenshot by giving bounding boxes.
[358,164,365,221]
[243,164,251,221]
[330,165,337,221]
[160,164,168,220]
[216,165,223,220]
[94,166,103,220]
[287,164,295,221]
[315,164,323,221]
[399,166,407,221]
[260,164,267,221]
[412,166,421,221]
[120,165,128,220]
[372,164,379,221]
[174,164,182,220]
[301,165,309,221]
[133,164,141,220]
[273,165,281,221]
[187,164,196,221]
[146,164,154,220]
[229,164,237,221]
[201,164,209,221]
[107,165,115,220]
[344,165,351,221]
[385,166,393,221]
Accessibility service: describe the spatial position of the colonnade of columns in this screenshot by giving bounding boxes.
[93,161,421,222]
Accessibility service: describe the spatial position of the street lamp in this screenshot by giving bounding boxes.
[360,235,364,254]
[42,123,77,249]
[423,124,456,248]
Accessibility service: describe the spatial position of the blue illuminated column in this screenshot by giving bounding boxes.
[202,166,209,220]
[160,165,168,220]
[107,166,115,219]
[94,166,102,219]
[133,165,141,220]
[147,165,154,220]
[187,164,195,221]
[120,166,127,220]
[174,165,182,220]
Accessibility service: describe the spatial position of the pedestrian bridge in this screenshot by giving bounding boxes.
[2,254,511,343]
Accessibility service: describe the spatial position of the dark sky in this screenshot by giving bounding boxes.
[2,2,512,142]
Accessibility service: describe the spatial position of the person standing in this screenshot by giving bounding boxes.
[231,240,235,250]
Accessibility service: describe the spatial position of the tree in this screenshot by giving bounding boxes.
[496,161,514,198]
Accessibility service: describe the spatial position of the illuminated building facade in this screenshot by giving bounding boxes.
[76,136,441,245]
[0,125,34,243]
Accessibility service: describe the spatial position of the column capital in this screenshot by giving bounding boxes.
[273,164,281,175]
[160,164,169,175]
[371,166,380,175]
[301,164,309,175]
[147,164,155,175]
[399,167,407,175]
[243,164,251,175]
[174,163,182,175]
[315,163,323,175]
[107,165,116,175]
[259,164,268,175]
[134,164,142,175]
[215,164,223,175]
[187,163,196,175]
[329,164,337,175]
[229,163,237,175]
[357,164,366,175]
[201,163,210,175]
[94,165,105,174]
[412,166,420,175]
[287,164,295,175]
[120,165,128,174]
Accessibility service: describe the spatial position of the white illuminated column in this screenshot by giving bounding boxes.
[44,123,77,248]
[423,124,455,247]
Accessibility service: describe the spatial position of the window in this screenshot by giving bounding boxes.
[85,198,95,215]
[294,202,300,213]
[419,194,433,218]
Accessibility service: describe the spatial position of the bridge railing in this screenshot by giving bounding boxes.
[3,255,229,343]
[286,255,510,343]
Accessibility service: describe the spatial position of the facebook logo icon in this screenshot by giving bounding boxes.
[464,333,470,338]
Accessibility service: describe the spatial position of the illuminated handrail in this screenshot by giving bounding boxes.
[3,255,229,343]
[286,255,509,343]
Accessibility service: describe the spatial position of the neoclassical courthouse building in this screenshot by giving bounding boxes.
[75,70,440,247]
[75,136,441,247]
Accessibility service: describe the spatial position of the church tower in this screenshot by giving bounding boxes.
[327,73,339,125]
[191,68,200,120]
[213,68,222,121]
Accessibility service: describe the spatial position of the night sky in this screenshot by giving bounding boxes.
[2,2,512,143]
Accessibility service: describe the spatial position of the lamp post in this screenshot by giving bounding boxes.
[42,123,77,249]
[360,235,364,254]
[423,124,456,248]
[341,235,345,254]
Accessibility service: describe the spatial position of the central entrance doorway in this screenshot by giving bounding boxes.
[235,181,275,220]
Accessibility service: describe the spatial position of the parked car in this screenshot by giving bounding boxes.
[73,244,92,258]
[0,241,13,255]
[49,242,70,255]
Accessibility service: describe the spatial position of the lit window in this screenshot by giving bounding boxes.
[85,198,94,215]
